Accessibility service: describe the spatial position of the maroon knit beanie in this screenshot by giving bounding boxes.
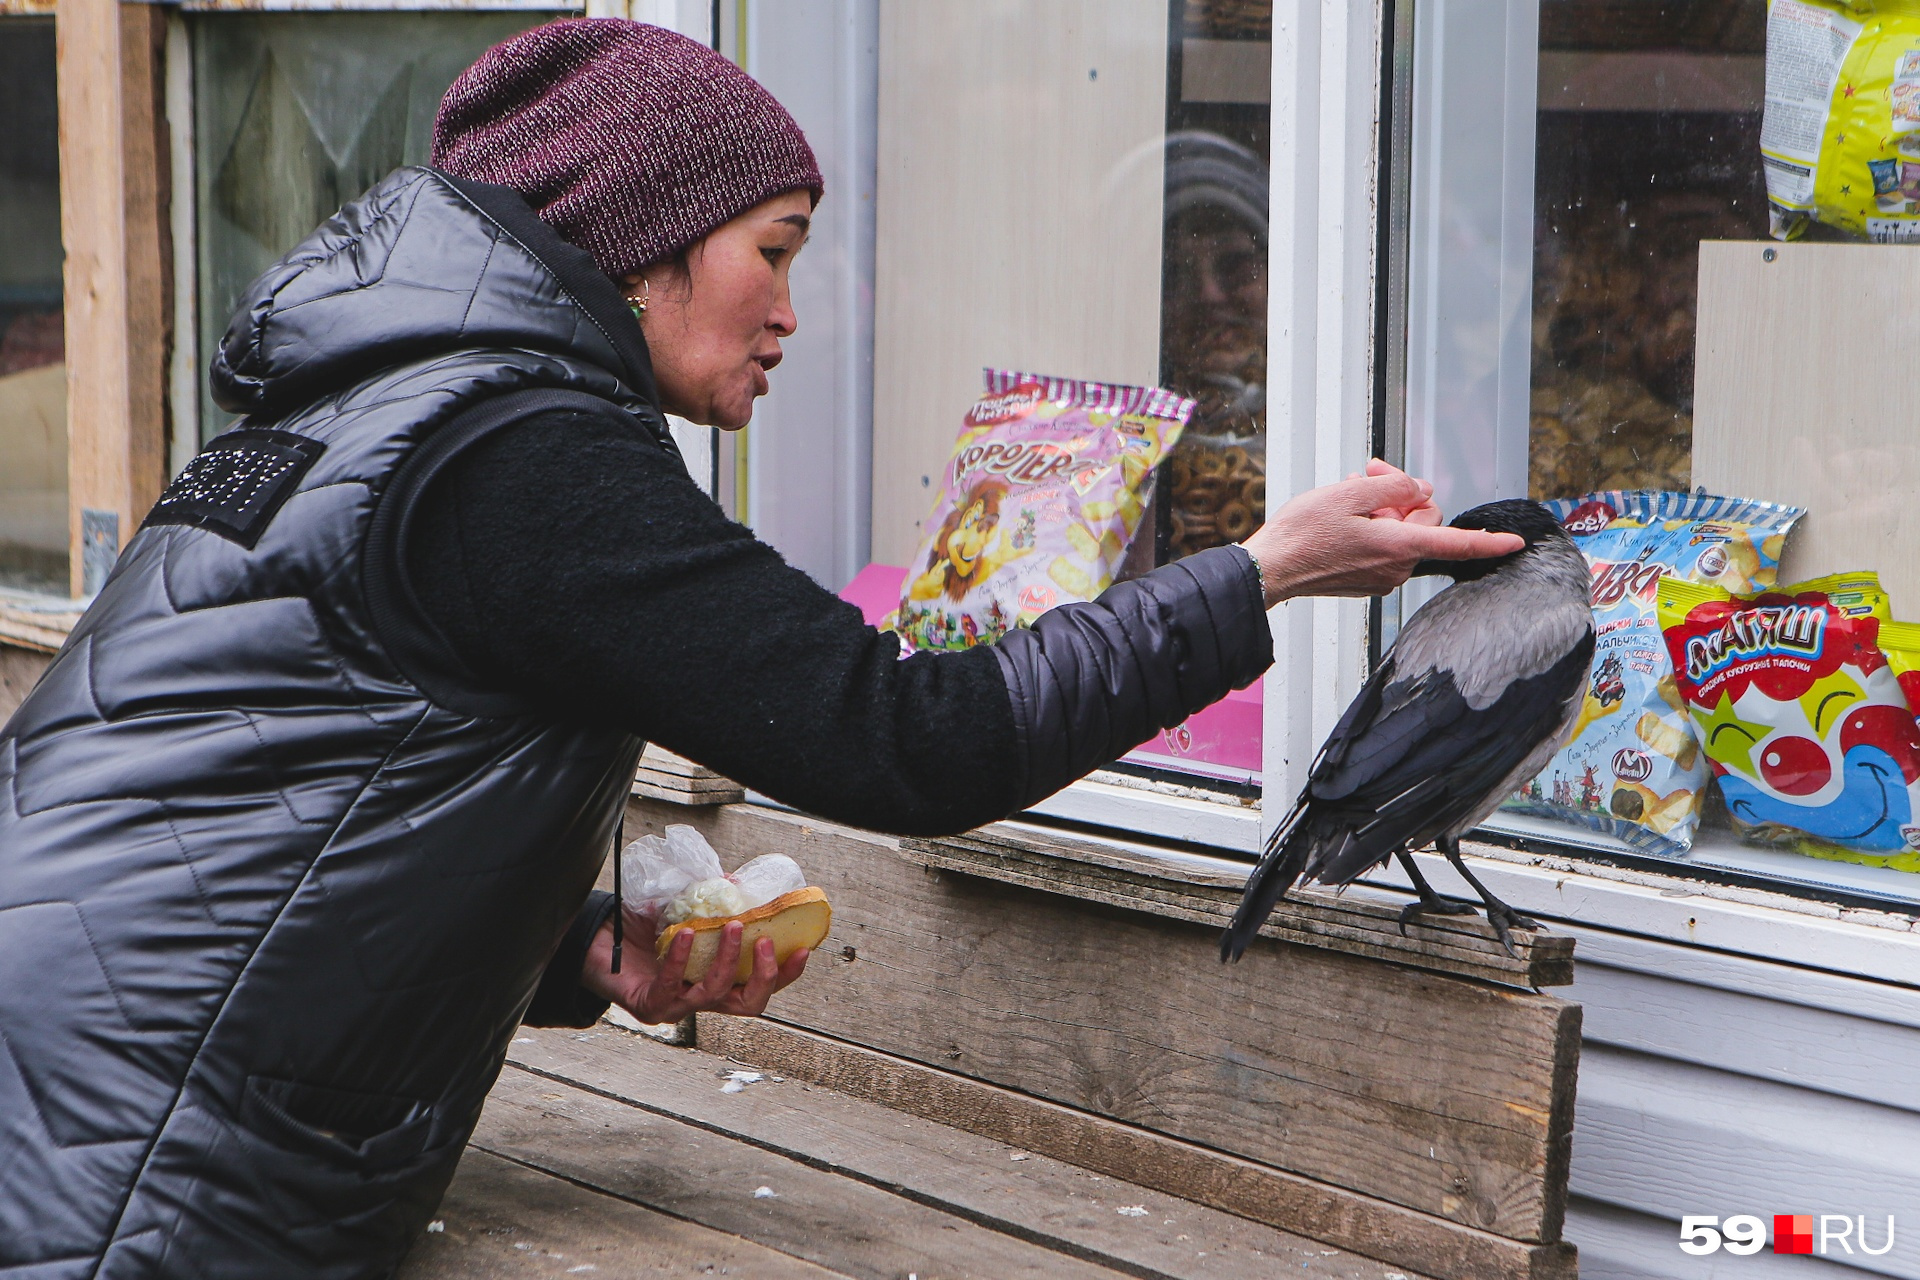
[432,19,822,281]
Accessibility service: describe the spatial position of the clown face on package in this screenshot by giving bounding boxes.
[1660,576,1920,860]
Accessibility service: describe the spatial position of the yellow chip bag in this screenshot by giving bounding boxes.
[1765,0,1920,241]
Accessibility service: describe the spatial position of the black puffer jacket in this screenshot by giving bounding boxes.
[0,166,1271,1279]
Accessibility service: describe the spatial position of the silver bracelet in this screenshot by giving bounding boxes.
[1241,543,1263,585]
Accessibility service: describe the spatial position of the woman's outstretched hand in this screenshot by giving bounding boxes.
[581,911,810,1024]
[1241,459,1523,607]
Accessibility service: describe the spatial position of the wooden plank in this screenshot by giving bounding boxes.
[0,593,77,655]
[509,1025,1429,1280]
[871,0,1166,565]
[634,744,747,806]
[397,1147,849,1280]
[695,1018,1574,1280]
[633,778,747,806]
[905,821,1575,989]
[624,801,1582,1248]
[0,644,53,725]
[639,744,734,780]
[1694,241,1920,606]
[471,1059,1142,1280]
[56,0,171,596]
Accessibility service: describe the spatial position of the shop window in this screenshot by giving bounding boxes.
[0,18,66,595]
[1160,1,1270,564]
[188,9,557,441]
[1400,0,1920,904]
[856,2,1271,797]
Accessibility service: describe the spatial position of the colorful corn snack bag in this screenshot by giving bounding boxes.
[1881,620,1920,711]
[1503,490,1804,854]
[1764,0,1920,242]
[896,369,1190,651]
[1660,576,1920,867]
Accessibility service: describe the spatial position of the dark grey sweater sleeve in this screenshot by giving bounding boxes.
[409,408,1273,833]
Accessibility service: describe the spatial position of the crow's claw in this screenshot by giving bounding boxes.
[1396,897,1477,935]
[1482,903,1541,958]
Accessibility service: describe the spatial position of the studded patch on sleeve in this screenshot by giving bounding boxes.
[145,429,327,548]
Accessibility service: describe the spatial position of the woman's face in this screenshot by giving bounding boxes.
[628,190,812,429]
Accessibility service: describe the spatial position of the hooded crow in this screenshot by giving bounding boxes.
[1221,499,1595,960]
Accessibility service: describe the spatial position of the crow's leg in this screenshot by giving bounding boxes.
[1394,849,1479,934]
[1437,835,1540,956]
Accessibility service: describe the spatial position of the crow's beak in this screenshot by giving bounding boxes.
[1410,559,1454,579]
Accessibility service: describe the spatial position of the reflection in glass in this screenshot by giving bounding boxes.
[1160,0,1270,562]
[0,19,66,595]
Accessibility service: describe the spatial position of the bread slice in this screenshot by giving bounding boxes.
[655,886,831,985]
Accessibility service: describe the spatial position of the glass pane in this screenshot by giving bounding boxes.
[191,10,557,440]
[1160,0,1270,566]
[1401,0,1920,905]
[0,18,66,596]
[1529,0,1767,501]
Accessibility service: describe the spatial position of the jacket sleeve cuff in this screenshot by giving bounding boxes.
[523,890,619,1028]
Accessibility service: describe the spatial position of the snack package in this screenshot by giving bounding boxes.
[1764,0,1920,242]
[896,369,1190,651]
[1660,575,1920,869]
[1881,619,1920,711]
[620,824,807,927]
[1503,490,1805,854]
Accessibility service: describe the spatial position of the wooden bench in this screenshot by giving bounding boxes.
[620,798,1582,1280]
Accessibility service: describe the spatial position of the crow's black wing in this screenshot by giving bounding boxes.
[1302,632,1594,885]
[1222,627,1592,963]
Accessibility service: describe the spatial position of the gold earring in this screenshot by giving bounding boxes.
[628,277,649,319]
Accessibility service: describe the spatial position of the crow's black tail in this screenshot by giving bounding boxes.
[1220,796,1317,962]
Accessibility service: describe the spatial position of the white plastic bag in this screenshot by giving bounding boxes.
[619,825,806,926]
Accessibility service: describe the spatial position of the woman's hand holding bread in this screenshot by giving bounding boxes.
[582,912,811,1023]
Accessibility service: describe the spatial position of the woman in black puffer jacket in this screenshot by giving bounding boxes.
[0,20,1519,1279]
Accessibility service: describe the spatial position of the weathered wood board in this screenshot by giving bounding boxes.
[905,821,1574,989]
[471,1056,1142,1280]
[695,1017,1572,1280]
[632,744,746,806]
[625,800,1582,1257]
[396,1147,848,1279]
[0,644,53,725]
[508,1026,1421,1280]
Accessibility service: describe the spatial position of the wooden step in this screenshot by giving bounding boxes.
[398,1146,849,1279]
[500,1025,1430,1280]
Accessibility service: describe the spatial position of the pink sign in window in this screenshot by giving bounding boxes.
[839,564,1262,786]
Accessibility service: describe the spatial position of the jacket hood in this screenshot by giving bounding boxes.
[211,166,660,418]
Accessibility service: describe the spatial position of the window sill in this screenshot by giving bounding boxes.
[0,586,79,654]
[1020,769,1261,852]
[1376,839,1920,988]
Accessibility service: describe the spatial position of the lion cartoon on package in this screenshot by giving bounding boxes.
[908,477,1030,604]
